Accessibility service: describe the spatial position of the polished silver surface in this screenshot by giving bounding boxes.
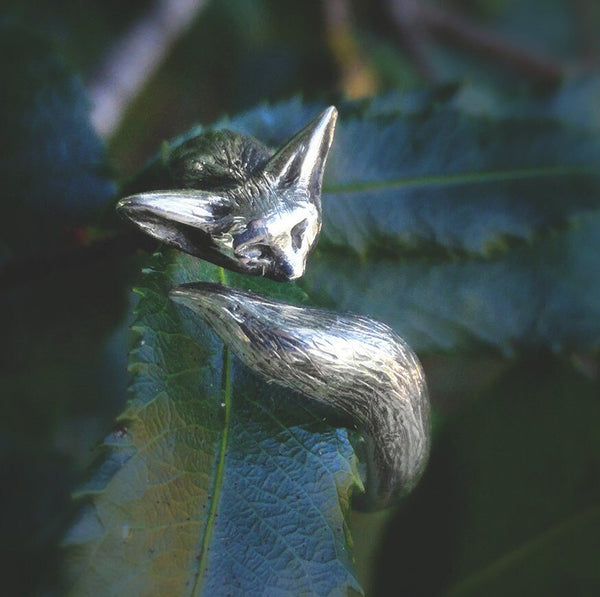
[117,107,337,281]
[170,283,430,510]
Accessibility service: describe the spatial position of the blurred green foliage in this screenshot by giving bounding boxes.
[0,19,115,260]
[375,357,600,596]
[1,0,599,595]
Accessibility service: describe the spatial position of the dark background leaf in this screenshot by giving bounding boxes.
[320,110,600,258]
[374,356,600,596]
[0,16,136,595]
[0,19,115,261]
[449,76,600,132]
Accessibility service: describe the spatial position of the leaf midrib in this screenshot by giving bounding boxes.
[324,166,596,195]
[192,267,232,597]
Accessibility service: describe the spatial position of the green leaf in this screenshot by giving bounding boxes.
[64,252,361,596]
[138,95,600,261]
[373,357,600,596]
[320,110,600,258]
[302,211,600,353]
[0,19,114,261]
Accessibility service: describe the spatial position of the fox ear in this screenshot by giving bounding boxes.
[117,189,234,236]
[117,189,240,265]
[263,106,337,206]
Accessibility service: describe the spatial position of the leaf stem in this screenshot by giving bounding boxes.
[193,267,232,596]
[88,0,209,137]
[386,0,572,84]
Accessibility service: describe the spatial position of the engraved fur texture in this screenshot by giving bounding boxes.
[117,107,337,281]
[171,283,431,510]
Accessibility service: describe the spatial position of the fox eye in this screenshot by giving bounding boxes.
[117,107,337,281]
[243,244,274,261]
[290,219,308,251]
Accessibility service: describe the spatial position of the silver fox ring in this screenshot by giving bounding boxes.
[170,283,431,510]
[117,107,337,281]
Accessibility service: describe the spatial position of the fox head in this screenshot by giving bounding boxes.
[117,107,337,281]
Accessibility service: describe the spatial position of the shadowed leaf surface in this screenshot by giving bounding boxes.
[375,357,600,596]
[64,252,361,596]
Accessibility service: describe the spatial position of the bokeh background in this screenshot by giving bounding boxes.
[1,1,599,595]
